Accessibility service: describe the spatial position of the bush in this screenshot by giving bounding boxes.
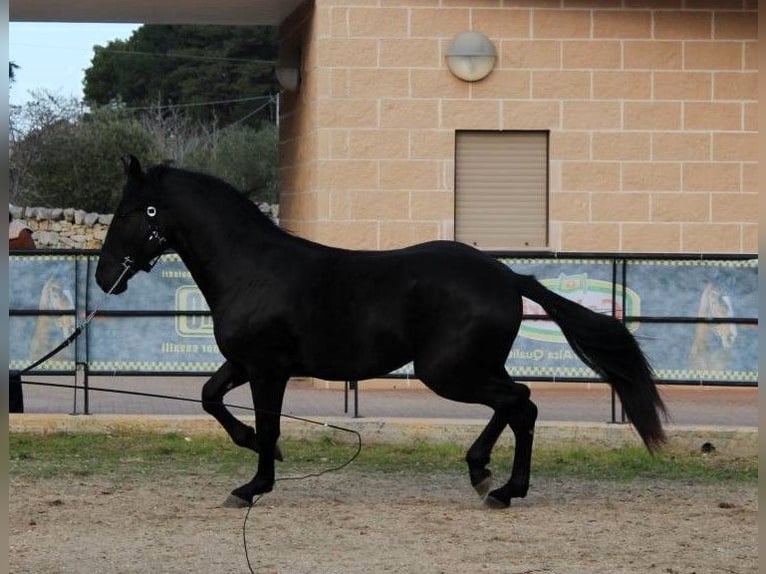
[11,97,160,212]
[10,91,278,212]
[185,123,278,204]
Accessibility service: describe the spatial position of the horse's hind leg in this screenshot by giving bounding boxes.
[483,382,538,509]
[464,378,538,508]
[466,412,506,498]
[201,361,283,460]
[417,354,536,508]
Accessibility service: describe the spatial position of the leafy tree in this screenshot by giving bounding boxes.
[13,23,282,213]
[134,101,278,203]
[11,94,160,211]
[186,123,278,203]
[83,25,279,127]
[10,91,277,211]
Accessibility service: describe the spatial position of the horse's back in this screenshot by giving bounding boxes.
[292,240,522,380]
[214,238,523,381]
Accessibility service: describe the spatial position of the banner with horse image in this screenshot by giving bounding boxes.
[9,254,78,371]
[492,257,757,384]
[623,259,757,384]
[8,253,223,373]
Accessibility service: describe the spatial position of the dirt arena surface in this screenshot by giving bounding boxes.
[10,470,757,574]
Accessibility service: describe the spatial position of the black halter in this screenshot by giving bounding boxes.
[122,205,167,273]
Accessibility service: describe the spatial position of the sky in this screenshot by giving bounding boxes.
[9,22,142,107]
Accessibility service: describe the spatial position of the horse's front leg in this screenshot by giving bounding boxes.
[201,361,283,460]
[201,361,254,447]
[224,376,288,508]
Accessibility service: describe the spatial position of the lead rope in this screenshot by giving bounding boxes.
[18,257,135,375]
[242,415,362,574]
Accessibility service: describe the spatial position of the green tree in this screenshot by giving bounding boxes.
[83,25,278,127]
[11,95,160,211]
[186,123,278,203]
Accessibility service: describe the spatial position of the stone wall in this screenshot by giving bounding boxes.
[10,204,279,250]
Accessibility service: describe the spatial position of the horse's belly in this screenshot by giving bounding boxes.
[302,333,412,381]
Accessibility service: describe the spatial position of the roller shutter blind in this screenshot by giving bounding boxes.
[455,130,548,250]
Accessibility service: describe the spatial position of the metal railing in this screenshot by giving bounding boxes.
[10,249,758,418]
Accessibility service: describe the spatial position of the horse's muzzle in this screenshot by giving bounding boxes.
[95,271,128,294]
[95,257,133,295]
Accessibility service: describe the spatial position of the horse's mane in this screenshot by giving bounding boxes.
[145,164,280,232]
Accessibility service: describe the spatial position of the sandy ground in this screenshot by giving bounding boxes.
[9,469,757,574]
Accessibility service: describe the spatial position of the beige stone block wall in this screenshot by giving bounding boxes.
[279,1,757,254]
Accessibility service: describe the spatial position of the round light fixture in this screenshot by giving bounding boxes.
[276,45,301,92]
[446,31,497,82]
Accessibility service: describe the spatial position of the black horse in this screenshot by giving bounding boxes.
[96,156,666,509]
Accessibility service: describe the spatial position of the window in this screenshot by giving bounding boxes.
[455,130,548,250]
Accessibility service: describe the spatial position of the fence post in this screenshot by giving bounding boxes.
[344,380,360,418]
[80,362,90,415]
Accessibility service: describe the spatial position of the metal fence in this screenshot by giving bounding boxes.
[10,249,758,416]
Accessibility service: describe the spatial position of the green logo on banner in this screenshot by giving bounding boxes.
[520,273,640,343]
[175,285,214,337]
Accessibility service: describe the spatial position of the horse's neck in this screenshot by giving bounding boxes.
[697,284,712,318]
[166,198,286,308]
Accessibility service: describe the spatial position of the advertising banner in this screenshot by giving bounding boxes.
[84,254,223,372]
[621,258,757,383]
[9,254,79,371]
[396,257,758,384]
[9,253,757,384]
[494,257,757,383]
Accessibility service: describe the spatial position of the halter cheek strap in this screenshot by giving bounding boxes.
[146,206,167,246]
[125,206,167,273]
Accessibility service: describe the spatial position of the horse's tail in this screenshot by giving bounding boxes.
[515,273,667,451]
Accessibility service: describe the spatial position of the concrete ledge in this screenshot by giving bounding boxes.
[9,414,757,457]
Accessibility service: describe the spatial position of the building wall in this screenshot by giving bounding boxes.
[279,1,757,253]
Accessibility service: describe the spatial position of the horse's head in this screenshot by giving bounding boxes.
[703,282,738,348]
[96,155,169,295]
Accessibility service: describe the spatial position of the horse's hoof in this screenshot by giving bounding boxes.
[483,494,511,510]
[473,476,493,499]
[222,493,251,508]
[484,486,511,509]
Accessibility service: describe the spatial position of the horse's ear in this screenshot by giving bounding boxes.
[121,155,143,180]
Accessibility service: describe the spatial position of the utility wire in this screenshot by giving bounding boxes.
[118,94,274,112]
[223,97,276,130]
[102,48,275,65]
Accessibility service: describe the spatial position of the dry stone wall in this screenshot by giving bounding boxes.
[10,204,279,250]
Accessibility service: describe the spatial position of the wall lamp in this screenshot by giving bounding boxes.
[275,44,301,92]
[446,31,497,82]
